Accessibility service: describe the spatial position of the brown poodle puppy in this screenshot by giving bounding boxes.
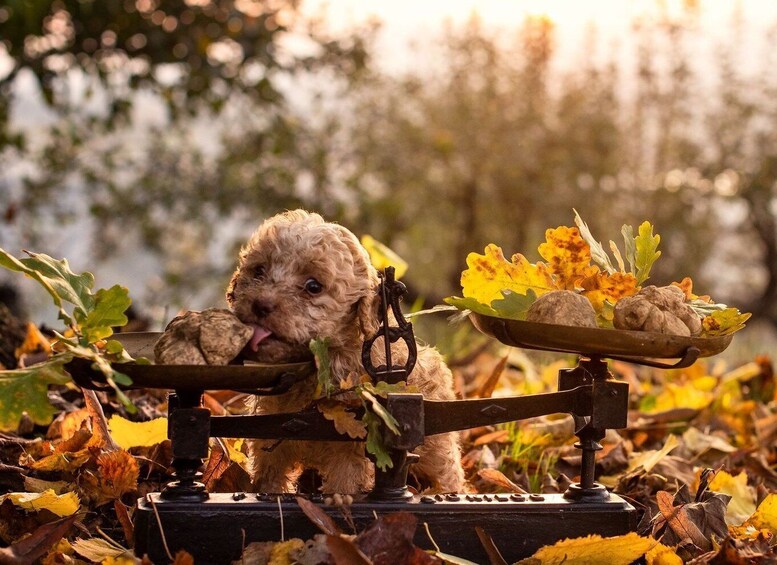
[226,210,465,494]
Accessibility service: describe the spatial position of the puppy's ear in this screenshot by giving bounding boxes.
[226,270,239,308]
[357,285,380,339]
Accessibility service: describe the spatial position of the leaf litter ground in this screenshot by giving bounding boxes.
[1,335,777,564]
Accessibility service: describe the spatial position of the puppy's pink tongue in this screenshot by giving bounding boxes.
[248,324,272,351]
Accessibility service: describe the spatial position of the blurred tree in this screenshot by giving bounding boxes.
[0,0,371,312]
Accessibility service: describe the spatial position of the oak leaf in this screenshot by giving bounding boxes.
[538,226,598,290]
[461,244,556,305]
[317,399,367,439]
[578,271,638,314]
[702,308,751,336]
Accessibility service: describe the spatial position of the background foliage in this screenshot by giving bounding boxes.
[1,1,776,336]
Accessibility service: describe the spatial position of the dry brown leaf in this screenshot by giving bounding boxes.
[476,468,527,493]
[656,491,710,551]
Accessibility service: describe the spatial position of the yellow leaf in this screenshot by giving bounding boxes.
[108,415,168,449]
[538,226,598,290]
[628,434,679,473]
[461,244,557,305]
[226,438,248,465]
[361,235,408,279]
[318,399,367,439]
[72,538,129,562]
[516,533,655,565]
[643,383,714,414]
[268,539,305,565]
[579,271,638,313]
[15,322,52,358]
[709,470,756,526]
[741,493,777,534]
[1,489,80,516]
[645,542,682,565]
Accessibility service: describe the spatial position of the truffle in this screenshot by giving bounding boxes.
[526,290,598,328]
[154,308,253,365]
[613,285,702,336]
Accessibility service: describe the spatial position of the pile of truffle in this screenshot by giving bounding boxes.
[526,286,701,337]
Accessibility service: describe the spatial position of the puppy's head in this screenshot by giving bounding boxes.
[227,210,380,363]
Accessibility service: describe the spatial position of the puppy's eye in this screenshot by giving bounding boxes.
[304,278,323,295]
[252,265,266,280]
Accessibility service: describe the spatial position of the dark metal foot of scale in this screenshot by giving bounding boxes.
[134,492,637,564]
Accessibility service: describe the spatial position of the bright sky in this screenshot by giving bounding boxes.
[307,0,777,73]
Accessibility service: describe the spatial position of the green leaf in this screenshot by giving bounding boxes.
[362,381,418,398]
[360,389,400,435]
[0,249,70,324]
[634,221,661,285]
[573,209,616,274]
[490,289,538,320]
[597,300,616,329]
[0,358,72,431]
[702,308,751,336]
[59,342,136,414]
[621,224,636,275]
[80,285,132,343]
[362,410,393,471]
[310,337,334,398]
[444,296,499,317]
[19,252,95,323]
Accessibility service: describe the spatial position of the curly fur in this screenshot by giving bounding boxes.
[227,210,465,494]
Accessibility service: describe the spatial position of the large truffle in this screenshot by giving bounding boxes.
[526,290,598,328]
[154,308,254,365]
[613,285,702,336]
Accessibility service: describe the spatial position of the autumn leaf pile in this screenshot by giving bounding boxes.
[446,211,750,335]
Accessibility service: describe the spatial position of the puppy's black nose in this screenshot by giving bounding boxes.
[251,300,273,319]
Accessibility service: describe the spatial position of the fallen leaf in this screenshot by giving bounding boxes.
[107,415,168,450]
[79,450,139,506]
[268,539,305,565]
[656,491,716,551]
[296,496,342,536]
[0,489,80,517]
[0,514,77,564]
[476,468,527,493]
[708,470,756,526]
[644,541,682,565]
[71,538,129,562]
[740,493,777,535]
[515,533,655,565]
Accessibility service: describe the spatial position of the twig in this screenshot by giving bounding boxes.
[423,522,441,553]
[277,496,285,541]
[148,494,174,561]
[95,526,128,551]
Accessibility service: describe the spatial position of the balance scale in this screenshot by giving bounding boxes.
[70,268,732,563]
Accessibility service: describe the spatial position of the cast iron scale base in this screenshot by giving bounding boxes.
[71,268,732,564]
